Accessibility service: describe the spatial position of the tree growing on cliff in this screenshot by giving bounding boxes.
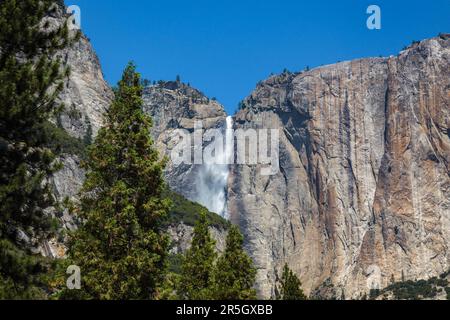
[276,264,307,300]
[66,63,171,300]
[213,225,257,300]
[0,0,73,299]
[178,212,217,300]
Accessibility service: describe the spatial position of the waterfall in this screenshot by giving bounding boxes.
[193,116,233,218]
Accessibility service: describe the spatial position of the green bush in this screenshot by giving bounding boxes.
[372,277,447,300]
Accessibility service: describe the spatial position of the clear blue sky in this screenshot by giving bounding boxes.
[65,0,450,114]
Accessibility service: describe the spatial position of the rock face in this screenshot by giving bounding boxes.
[48,27,113,243]
[56,34,114,141]
[48,36,230,256]
[31,7,113,257]
[167,224,227,255]
[49,33,113,210]
[143,81,228,207]
[42,4,113,141]
[48,6,113,206]
[228,35,450,299]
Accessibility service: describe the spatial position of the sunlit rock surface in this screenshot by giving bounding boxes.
[229,35,450,299]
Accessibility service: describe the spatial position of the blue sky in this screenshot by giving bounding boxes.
[65,0,450,114]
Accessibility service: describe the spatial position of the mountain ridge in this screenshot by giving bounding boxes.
[35,10,450,299]
[229,33,450,298]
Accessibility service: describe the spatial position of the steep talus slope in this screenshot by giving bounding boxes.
[229,35,450,299]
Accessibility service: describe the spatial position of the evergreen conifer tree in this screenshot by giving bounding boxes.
[66,63,170,300]
[178,212,217,300]
[0,0,72,299]
[213,225,256,300]
[277,264,307,300]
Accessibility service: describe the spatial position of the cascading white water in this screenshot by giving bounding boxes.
[193,116,233,218]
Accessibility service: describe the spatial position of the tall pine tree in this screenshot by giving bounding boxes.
[66,63,170,300]
[0,0,72,299]
[213,225,256,300]
[276,264,307,300]
[179,212,217,300]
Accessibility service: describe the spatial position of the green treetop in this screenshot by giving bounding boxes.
[213,225,257,300]
[66,63,171,300]
[179,212,217,300]
[277,264,307,300]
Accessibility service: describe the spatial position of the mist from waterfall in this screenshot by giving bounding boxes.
[194,116,233,218]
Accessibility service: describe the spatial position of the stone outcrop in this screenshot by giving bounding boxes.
[44,6,111,206]
[17,6,113,257]
[50,30,113,208]
[48,34,230,257]
[167,224,227,255]
[56,34,114,140]
[43,4,113,141]
[228,35,450,299]
[143,81,227,203]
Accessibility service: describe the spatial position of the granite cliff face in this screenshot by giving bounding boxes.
[29,7,114,257]
[42,4,113,141]
[43,6,112,209]
[50,35,113,203]
[45,10,229,257]
[49,77,229,258]
[49,59,231,259]
[228,35,450,299]
[142,81,228,212]
[56,34,114,141]
[40,10,450,298]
